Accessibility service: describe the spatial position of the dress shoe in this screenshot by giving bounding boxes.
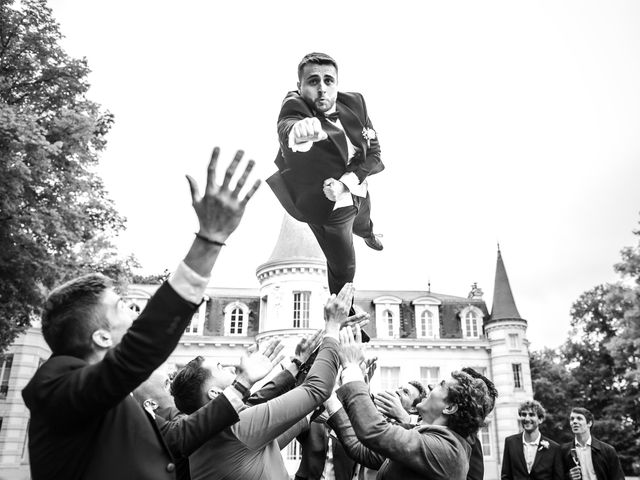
[364,233,383,251]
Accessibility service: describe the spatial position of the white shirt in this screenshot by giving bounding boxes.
[522,432,541,472]
[575,436,597,480]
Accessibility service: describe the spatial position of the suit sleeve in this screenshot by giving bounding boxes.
[36,282,198,423]
[276,95,316,171]
[244,368,296,407]
[336,381,466,477]
[327,407,386,469]
[552,444,564,480]
[157,393,240,457]
[605,444,625,480]
[231,337,340,451]
[349,92,383,183]
[501,437,513,480]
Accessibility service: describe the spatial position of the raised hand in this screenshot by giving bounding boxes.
[363,356,378,384]
[374,391,411,424]
[324,283,354,337]
[292,117,328,144]
[341,312,370,331]
[337,324,365,368]
[235,339,285,387]
[293,330,323,364]
[186,147,260,244]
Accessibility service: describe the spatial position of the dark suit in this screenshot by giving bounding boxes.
[294,422,357,480]
[329,382,471,480]
[269,90,384,294]
[22,282,240,480]
[501,433,563,480]
[560,438,624,480]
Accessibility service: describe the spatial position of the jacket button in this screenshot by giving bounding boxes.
[166,463,175,472]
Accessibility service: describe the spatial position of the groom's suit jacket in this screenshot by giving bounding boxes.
[268,91,384,225]
[501,433,563,480]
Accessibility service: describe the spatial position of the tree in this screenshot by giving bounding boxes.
[531,216,640,474]
[0,0,129,351]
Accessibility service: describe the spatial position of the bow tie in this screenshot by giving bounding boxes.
[318,111,340,122]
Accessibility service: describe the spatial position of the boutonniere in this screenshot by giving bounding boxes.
[362,127,376,147]
[538,440,550,451]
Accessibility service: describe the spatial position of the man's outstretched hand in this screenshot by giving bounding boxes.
[187,147,260,244]
[235,339,285,387]
[324,283,354,338]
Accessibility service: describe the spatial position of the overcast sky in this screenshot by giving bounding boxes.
[47,0,640,349]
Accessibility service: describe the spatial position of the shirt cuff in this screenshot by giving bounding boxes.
[222,385,246,412]
[288,128,313,152]
[167,261,210,304]
[324,394,343,416]
[341,364,365,385]
[339,173,367,198]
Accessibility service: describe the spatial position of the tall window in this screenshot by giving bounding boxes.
[383,310,394,337]
[420,310,434,338]
[0,354,13,399]
[229,308,244,335]
[480,423,492,456]
[512,363,523,389]
[224,301,249,336]
[283,439,302,460]
[293,291,310,328]
[464,310,480,338]
[380,367,400,391]
[508,333,520,349]
[420,366,440,390]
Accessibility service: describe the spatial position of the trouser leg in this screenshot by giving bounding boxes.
[352,193,374,239]
[308,206,357,295]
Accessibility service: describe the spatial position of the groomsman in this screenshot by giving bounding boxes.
[501,400,563,480]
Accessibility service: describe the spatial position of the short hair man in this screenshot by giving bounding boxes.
[501,400,563,480]
[170,285,353,480]
[561,408,624,480]
[268,52,385,297]
[326,326,492,480]
[22,149,272,480]
[373,380,428,424]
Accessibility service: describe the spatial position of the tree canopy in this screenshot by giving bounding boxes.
[0,0,131,351]
[531,216,640,474]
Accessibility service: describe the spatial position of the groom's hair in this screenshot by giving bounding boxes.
[298,52,338,80]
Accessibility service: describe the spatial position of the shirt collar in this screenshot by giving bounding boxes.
[575,436,592,448]
[522,431,542,445]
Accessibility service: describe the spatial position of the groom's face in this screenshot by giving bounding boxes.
[298,63,338,114]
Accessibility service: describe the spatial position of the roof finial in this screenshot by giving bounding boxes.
[497,241,501,253]
[427,278,431,293]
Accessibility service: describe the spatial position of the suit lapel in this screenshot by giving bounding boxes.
[513,435,529,472]
[337,101,366,152]
[321,119,349,165]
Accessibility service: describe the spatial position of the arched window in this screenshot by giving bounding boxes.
[229,307,244,335]
[421,310,434,338]
[383,310,394,337]
[464,310,480,338]
[224,302,249,336]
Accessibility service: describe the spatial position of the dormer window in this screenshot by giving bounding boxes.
[412,296,441,339]
[461,306,483,339]
[224,301,249,336]
[373,296,401,339]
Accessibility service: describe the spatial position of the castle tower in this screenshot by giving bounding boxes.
[255,214,329,346]
[486,246,533,464]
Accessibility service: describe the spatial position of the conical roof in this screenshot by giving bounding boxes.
[266,214,324,263]
[489,247,524,322]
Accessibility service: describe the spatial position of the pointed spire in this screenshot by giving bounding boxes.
[489,247,524,322]
[266,214,324,263]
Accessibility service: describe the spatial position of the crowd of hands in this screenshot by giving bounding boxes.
[176,146,416,420]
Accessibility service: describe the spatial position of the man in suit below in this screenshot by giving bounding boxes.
[501,400,563,480]
[561,407,624,480]
[21,148,279,480]
[268,52,384,295]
